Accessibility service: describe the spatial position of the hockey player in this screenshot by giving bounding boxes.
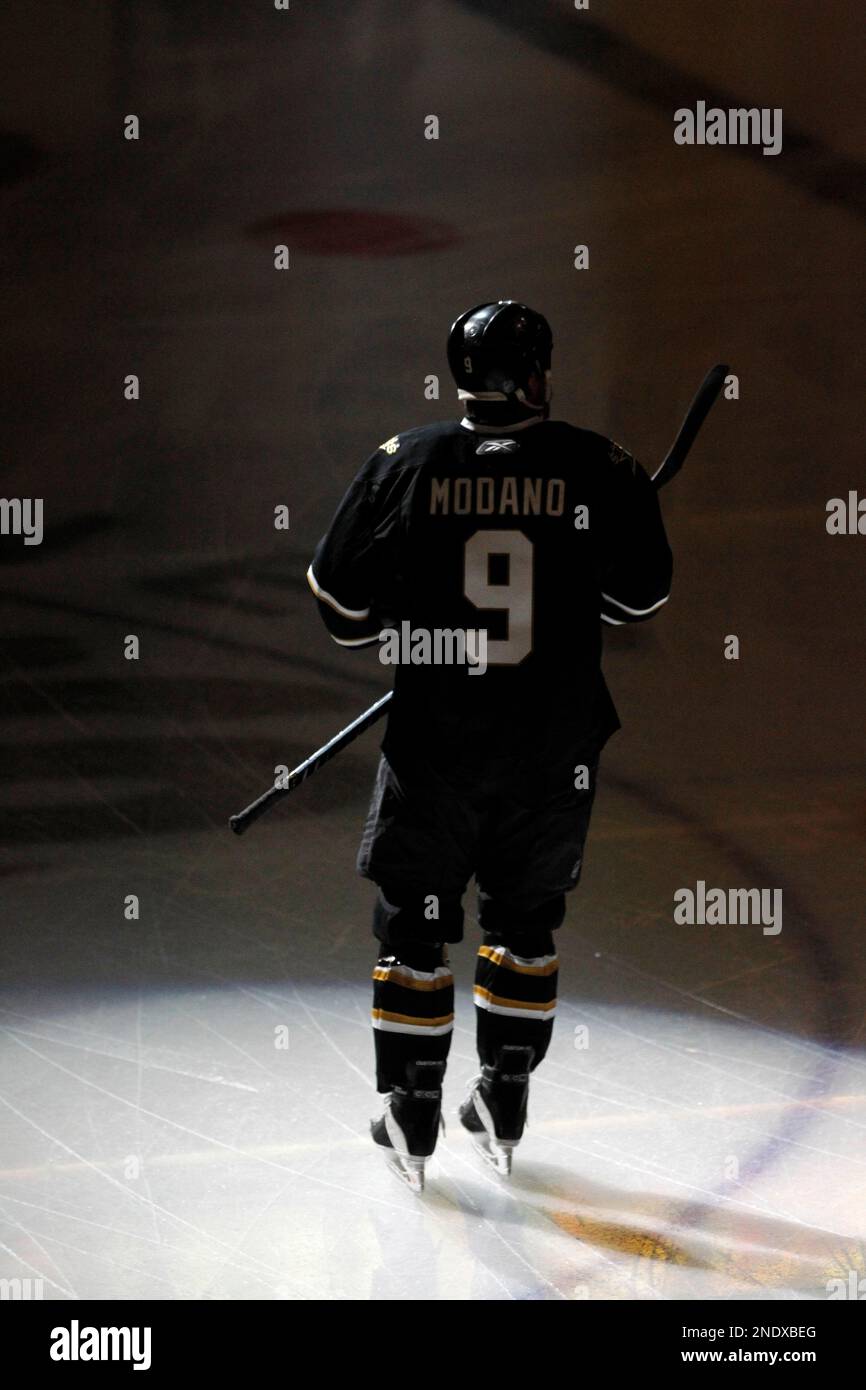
[307,302,672,1189]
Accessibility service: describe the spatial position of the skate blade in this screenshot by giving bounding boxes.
[470,1132,516,1177]
[382,1149,426,1193]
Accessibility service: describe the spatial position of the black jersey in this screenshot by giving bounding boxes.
[308,417,672,767]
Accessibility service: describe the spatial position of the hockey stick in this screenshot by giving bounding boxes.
[229,692,392,836]
[229,363,727,836]
[651,362,728,489]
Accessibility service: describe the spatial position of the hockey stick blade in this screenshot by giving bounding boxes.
[651,362,728,491]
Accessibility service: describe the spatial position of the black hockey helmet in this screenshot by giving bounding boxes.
[447,300,553,407]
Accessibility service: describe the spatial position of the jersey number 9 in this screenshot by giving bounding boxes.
[463,530,533,665]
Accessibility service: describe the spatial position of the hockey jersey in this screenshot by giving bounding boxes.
[308,417,672,767]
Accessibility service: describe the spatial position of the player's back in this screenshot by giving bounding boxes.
[374,418,629,770]
[310,410,671,779]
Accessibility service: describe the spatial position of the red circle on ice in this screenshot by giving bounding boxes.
[245,208,460,256]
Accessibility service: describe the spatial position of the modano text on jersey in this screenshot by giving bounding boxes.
[430,475,566,517]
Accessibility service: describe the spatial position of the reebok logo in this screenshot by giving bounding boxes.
[476,439,518,454]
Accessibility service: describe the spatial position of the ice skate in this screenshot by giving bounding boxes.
[459,1045,534,1177]
[371,1060,445,1192]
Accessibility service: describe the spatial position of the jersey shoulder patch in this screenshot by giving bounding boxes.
[374,419,470,462]
[607,439,634,467]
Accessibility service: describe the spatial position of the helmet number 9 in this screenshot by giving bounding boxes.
[463,530,533,665]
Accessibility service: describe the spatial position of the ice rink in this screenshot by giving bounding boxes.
[1,1,864,1300]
